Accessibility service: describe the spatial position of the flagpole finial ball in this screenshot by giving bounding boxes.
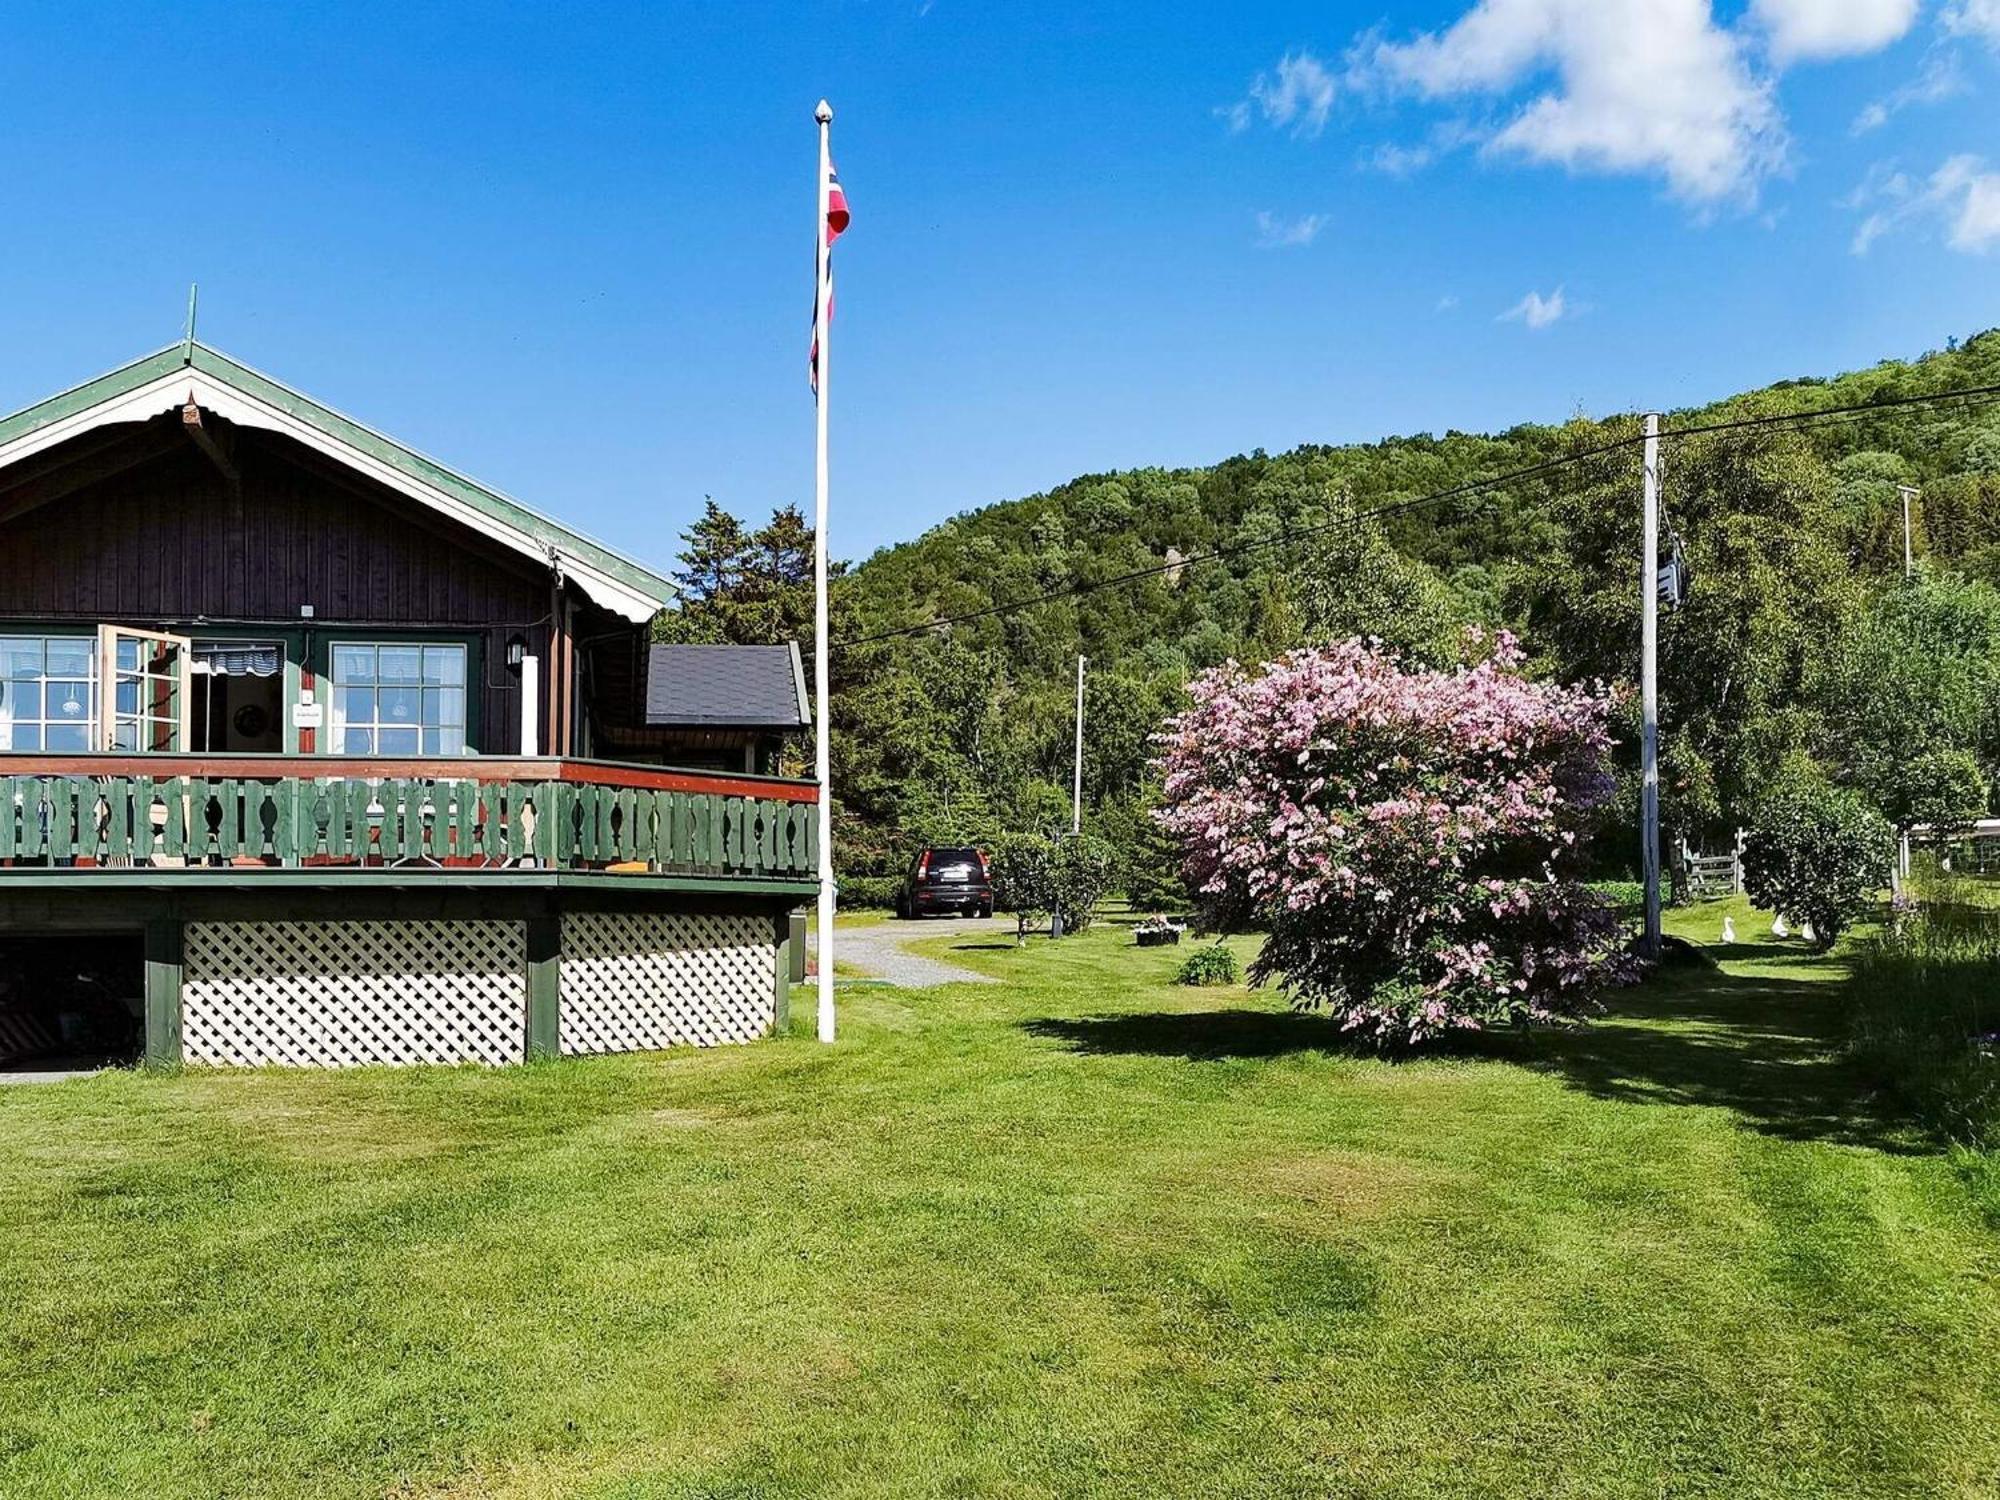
[815,99,833,123]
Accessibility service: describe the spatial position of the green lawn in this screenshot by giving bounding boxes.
[3,908,1998,1499]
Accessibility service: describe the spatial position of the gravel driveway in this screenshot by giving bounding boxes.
[816,914,1013,987]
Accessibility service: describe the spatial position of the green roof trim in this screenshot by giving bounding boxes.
[0,342,677,611]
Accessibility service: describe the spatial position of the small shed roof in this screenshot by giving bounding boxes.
[645,643,809,728]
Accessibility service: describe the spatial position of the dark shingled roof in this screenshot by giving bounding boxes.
[644,643,809,728]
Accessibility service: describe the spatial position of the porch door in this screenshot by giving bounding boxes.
[97,626,193,752]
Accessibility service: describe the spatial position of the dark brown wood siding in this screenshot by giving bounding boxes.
[0,434,547,625]
[0,422,569,754]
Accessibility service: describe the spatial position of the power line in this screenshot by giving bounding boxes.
[831,381,2000,651]
[1661,380,2000,441]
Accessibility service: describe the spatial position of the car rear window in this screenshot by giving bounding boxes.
[931,847,981,865]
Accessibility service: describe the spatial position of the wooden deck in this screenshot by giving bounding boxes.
[0,754,817,888]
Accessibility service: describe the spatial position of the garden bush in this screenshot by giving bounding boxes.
[1155,633,1631,1044]
[991,834,1115,939]
[837,875,901,910]
[1741,780,1894,950]
[1176,943,1240,987]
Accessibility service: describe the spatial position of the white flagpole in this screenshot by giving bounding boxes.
[813,98,837,1044]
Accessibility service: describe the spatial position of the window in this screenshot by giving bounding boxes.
[329,643,467,754]
[0,636,96,751]
[108,632,187,752]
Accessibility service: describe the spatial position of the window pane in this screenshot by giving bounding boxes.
[9,682,42,720]
[434,724,465,756]
[378,685,420,724]
[422,688,466,728]
[378,727,420,755]
[422,646,465,686]
[378,647,422,685]
[340,686,375,725]
[111,720,138,752]
[45,639,92,676]
[0,639,43,677]
[14,724,41,750]
[49,681,90,720]
[115,638,140,671]
[332,645,375,685]
[45,724,88,752]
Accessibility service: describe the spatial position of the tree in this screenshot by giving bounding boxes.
[1514,427,1864,849]
[669,499,750,604]
[989,834,1115,940]
[1818,571,2000,829]
[1741,776,1894,950]
[1298,486,1467,665]
[1155,635,1631,1045]
[658,501,816,651]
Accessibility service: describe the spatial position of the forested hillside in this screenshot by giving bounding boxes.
[671,329,2000,897]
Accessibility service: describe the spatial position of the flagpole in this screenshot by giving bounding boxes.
[813,98,837,1044]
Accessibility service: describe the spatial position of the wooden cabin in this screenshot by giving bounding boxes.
[0,342,815,1070]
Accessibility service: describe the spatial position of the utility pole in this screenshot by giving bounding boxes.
[1897,484,1919,579]
[1639,413,1662,960]
[1071,654,1086,837]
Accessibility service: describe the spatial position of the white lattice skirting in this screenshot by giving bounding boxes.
[561,911,775,1054]
[184,919,528,1067]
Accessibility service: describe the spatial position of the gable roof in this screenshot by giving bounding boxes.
[0,342,676,622]
[645,644,809,728]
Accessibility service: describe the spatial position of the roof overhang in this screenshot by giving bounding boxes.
[0,344,676,623]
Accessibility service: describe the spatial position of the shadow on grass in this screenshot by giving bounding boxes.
[1025,1008,1358,1061]
[1023,953,1920,1153]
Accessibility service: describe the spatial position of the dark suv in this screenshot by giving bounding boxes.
[895,845,993,919]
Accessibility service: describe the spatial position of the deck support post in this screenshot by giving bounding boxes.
[525,912,561,1060]
[143,917,184,1067]
[773,908,794,1034]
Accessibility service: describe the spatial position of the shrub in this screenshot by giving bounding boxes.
[1847,908,2000,1148]
[836,875,900,910]
[1050,836,1115,934]
[1176,943,1240,987]
[1155,633,1631,1045]
[1590,880,1645,915]
[991,834,1115,939]
[1741,781,1894,950]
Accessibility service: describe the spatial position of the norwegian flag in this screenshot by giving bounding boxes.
[810,161,849,396]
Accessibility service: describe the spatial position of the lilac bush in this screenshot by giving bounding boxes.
[1154,633,1632,1044]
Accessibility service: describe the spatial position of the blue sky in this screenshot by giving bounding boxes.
[0,2,1995,567]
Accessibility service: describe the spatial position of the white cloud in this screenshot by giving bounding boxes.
[1941,158,2000,250]
[1850,155,2000,254]
[1852,51,1966,133]
[1750,0,1919,64]
[1360,0,1787,206]
[1500,287,1568,328]
[1369,142,1436,176]
[1254,210,1329,248]
[1226,51,1338,138]
[1945,0,2000,46]
[1436,294,1461,312]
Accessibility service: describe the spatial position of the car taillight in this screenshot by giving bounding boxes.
[977,850,990,878]
[916,852,930,880]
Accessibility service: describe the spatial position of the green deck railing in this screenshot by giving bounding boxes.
[0,757,817,880]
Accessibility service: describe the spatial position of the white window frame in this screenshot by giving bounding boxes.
[0,633,100,753]
[325,641,471,757]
